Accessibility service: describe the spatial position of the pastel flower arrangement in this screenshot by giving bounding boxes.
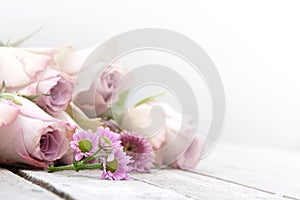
[0,34,202,180]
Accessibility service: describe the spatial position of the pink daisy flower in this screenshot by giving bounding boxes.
[120,132,154,172]
[70,129,100,161]
[100,147,131,180]
[96,127,121,149]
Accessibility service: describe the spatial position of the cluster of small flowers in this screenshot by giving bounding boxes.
[50,126,154,180]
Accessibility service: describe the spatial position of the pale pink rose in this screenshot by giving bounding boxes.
[0,97,76,168]
[22,45,77,76]
[0,47,52,90]
[54,42,126,117]
[73,65,127,117]
[120,101,202,169]
[52,111,78,165]
[0,46,75,115]
[55,41,117,77]
[120,103,167,150]
[171,135,202,169]
[53,47,93,76]
[19,68,75,115]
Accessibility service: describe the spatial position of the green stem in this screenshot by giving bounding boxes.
[0,93,22,105]
[48,164,75,173]
[79,163,103,170]
[80,147,104,164]
[48,163,103,173]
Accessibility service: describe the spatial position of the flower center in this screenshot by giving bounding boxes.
[103,137,112,145]
[78,139,93,153]
[106,158,118,173]
[124,143,137,152]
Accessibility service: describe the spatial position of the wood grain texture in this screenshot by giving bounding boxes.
[1,141,299,200]
[0,168,62,200]
[23,170,192,200]
[195,142,300,199]
[22,168,286,200]
[132,169,285,200]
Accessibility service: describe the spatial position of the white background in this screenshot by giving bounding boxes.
[1,0,299,150]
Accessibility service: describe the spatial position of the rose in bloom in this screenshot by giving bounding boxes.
[120,101,202,170]
[73,65,127,117]
[19,68,74,115]
[171,135,202,169]
[0,97,76,168]
[0,46,75,115]
[0,47,52,90]
[53,41,117,77]
[55,43,127,117]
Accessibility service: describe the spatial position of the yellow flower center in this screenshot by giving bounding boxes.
[78,139,92,153]
[106,159,118,173]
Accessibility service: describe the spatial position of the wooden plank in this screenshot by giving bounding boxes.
[132,169,285,200]
[195,141,300,200]
[22,170,192,200]
[23,169,285,200]
[0,168,62,200]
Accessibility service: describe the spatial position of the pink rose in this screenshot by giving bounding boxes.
[21,45,78,76]
[52,111,79,165]
[0,97,76,168]
[0,46,75,115]
[171,135,202,169]
[120,103,167,150]
[120,101,202,169]
[52,47,93,76]
[73,65,127,117]
[54,43,126,117]
[55,41,117,77]
[0,47,51,90]
[19,68,75,115]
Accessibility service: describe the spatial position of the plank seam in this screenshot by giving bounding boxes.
[10,169,75,200]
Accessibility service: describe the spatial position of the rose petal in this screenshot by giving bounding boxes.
[9,97,57,122]
[0,102,20,128]
[0,47,51,89]
[15,130,47,168]
[172,135,203,169]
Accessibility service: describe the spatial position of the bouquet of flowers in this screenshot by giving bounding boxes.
[0,35,202,180]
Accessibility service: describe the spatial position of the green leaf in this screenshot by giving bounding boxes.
[134,91,168,107]
[111,106,125,124]
[0,41,4,46]
[100,90,129,123]
[7,26,43,47]
[112,90,129,108]
[99,109,113,120]
[0,81,6,94]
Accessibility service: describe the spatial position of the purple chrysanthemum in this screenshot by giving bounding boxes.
[96,127,121,149]
[100,147,131,180]
[70,129,100,161]
[120,132,154,172]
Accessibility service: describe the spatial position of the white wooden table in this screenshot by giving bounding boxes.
[1,141,299,200]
